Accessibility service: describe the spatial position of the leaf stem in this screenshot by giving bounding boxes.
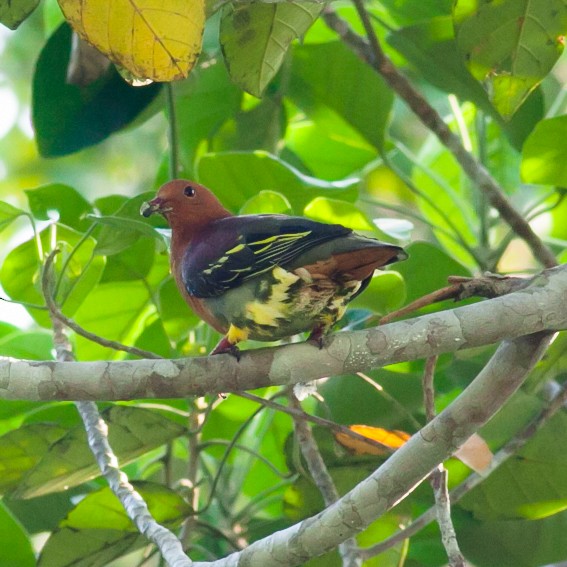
[165,83,180,179]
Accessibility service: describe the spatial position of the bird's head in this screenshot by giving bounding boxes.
[140,180,231,230]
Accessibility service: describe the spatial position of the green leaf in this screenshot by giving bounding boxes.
[454,0,567,119]
[394,242,470,303]
[33,22,161,157]
[0,200,26,234]
[457,510,567,567]
[220,1,322,97]
[72,280,153,360]
[0,501,35,567]
[100,236,156,282]
[0,0,39,29]
[196,151,358,213]
[157,278,200,342]
[521,115,567,186]
[0,423,68,495]
[240,190,292,215]
[289,41,393,151]
[349,272,406,314]
[461,410,567,521]
[304,197,376,232]
[16,406,186,499]
[25,184,93,231]
[0,226,105,327]
[0,331,54,360]
[38,482,190,567]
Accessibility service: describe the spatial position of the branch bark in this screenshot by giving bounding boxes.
[2,265,566,401]
[191,332,552,566]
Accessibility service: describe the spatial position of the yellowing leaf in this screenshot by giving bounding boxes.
[57,0,205,82]
[335,425,411,456]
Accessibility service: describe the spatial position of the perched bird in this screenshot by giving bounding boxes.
[141,180,407,357]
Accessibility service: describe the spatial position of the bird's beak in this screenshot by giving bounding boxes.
[140,198,165,218]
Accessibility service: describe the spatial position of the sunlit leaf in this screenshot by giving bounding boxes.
[25,183,93,231]
[58,0,205,82]
[290,41,393,151]
[16,406,186,499]
[196,151,358,213]
[349,271,406,314]
[240,190,292,215]
[304,197,376,231]
[38,482,190,566]
[220,1,322,97]
[0,424,68,495]
[0,226,105,327]
[521,115,567,187]
[0,0,40,29]
[0,200,26,234]
[453,433,493,474]
[454,0,567,118]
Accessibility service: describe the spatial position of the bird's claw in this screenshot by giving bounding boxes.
[307,327,327,350]
[210,338,241,361]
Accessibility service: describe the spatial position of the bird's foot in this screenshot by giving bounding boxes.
[210,337,241,361]
[307,326,327,350]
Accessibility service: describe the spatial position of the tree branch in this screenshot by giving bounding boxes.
[323,7,557,269]
[2,265,566,401]
[190,332,552,566]
[290,394,362,567]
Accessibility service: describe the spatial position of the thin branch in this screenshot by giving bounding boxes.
[42,251,191,567]
[42,249,161,360]
[422,356,466,567]
[322,7,557,269]
[290,394,362,567]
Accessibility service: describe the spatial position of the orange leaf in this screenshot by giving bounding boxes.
[335,425,411,456]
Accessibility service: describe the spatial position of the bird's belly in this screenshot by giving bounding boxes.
[203,266,360,342]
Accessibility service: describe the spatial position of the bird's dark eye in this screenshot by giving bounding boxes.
[184,185,196,197]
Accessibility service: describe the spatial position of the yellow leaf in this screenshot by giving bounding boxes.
[335,425,411,456]
[57,0,205,82]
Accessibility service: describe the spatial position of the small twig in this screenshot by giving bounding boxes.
[323,6,557,269]
[380,273,529,324]
[422,356,467,566]
[42,251,191,567]
[290,394,362,567]
[236,391,396,454]
[42,249,161,360]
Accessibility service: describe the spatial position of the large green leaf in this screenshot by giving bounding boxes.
[38,482,190,567]
[25,184,93,232]
[0,0,39,29]
[454,0,567,119]
[32,22,161,157]
[0,331,54,360]
[16,406,186,499]
[220,1,322,97]
[387,16,545,149]
[0,225,105,327]
[521,115,567,187]
[0,423,68,495]
[196,151,358,213]
[0,501,35,567]
[289,41,393,152]
[0,200,26,234]
[72,280,153,360]
[461,410,567,521]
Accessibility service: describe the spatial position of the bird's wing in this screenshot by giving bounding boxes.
[182,215,352,298]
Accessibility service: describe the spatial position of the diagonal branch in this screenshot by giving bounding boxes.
[322,6,557,269]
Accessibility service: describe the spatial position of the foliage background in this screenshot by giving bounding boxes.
[1,0,567,565]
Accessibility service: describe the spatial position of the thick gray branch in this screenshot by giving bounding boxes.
[1,265,566,401]
[191,332,551,566]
